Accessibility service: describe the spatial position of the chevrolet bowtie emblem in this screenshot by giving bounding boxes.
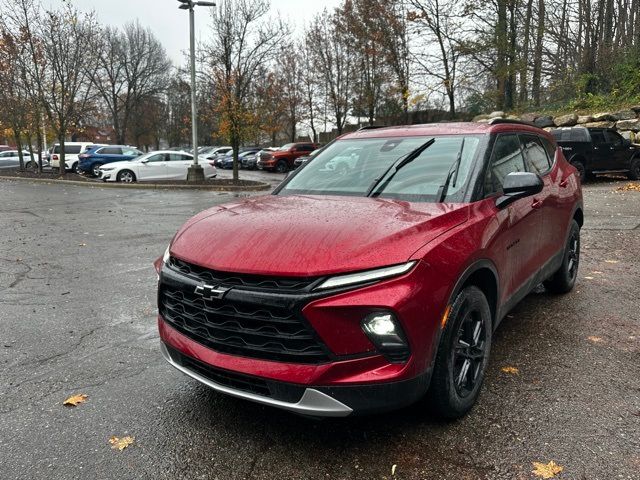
[194,284,230,300]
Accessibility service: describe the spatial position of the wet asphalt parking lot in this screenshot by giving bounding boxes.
[0,173,638,480]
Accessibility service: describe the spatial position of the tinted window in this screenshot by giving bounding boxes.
[122,148,140,156]
[605,130,623,145]
[540,137,556,161]
[169,153,192,161]
[298,145,314,152]
[146,153,166,162]
[100,147,123,155]
[54,145,82,154]
[485,134,527,195]
[570,129,589,142]
[591,131,606,144]
[521,134,551,174]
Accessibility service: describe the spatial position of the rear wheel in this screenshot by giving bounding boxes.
[427,286,492,419]
[92,163,103,177]
[571,160,586,183]
[71,162,79,174]
[116,170,136,183]
[544,220,580,294]
[627,158,640,180]
[275,160,288,173]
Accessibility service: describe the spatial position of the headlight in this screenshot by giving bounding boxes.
[315,261,416,290]
[162,245,171,264]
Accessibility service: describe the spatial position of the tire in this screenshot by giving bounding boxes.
[275,160,288,173]
[544,220,580,294]
[71,162,79,174]
[427,285,492,419]
[116,170,136,183]
[571,160,586,183]
[91,163,103,177]
[628,157,640,180]
[25,161,36,170]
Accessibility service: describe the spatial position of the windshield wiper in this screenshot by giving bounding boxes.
[366,138,436,197]
[436,138,466,203]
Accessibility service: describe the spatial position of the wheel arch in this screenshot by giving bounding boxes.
[447,260,500,330]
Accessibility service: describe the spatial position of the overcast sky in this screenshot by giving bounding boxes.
[46,0,340,64]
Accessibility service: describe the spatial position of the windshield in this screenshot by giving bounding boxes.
[279,143,296,151]
[278,135,482,203]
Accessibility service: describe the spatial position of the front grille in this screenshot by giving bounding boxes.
[168,257,318,293]
[159,262,331,364]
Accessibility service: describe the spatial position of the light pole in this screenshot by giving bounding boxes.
[178,0,216,182]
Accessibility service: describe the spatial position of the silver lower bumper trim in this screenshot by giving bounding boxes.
[160,343,353,417]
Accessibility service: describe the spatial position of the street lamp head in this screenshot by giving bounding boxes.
[178,4,191,9]
[177,0,193,9]
[195,1,216,6]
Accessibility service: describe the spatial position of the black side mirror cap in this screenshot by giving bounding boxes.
[496,172,544,209]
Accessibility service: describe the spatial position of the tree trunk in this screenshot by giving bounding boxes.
[58,131,66,175]
[231,134,240,182]
[15,132,25,172]
[532,0,545,107]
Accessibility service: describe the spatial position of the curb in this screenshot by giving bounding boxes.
[0,175,272,192]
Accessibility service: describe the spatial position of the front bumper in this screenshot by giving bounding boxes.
[160,340,430,416]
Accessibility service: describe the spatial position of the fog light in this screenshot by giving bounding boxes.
[362,312,410,363]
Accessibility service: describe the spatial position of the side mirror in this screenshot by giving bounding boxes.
[140,158,149,163]
[496,172,543,209]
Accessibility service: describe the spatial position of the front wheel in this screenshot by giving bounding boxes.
[628,158,640,180]
[92,164,103,177]
[275,160,288,173]
[71,162,79,174]
[427,285,492,419]
[544,220,580,294]
[116,170,136,183]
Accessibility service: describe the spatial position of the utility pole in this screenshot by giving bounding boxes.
[178,0,216,182]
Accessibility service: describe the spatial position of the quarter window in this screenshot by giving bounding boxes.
[485,134,527,195]
[521,134,551,174]
[100,147,123,155]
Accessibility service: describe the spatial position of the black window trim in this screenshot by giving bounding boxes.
[481,132,528,199]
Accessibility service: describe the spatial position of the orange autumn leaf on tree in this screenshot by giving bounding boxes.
[532,461,564,478]
[109,436,134,451]
[63,393,88,407]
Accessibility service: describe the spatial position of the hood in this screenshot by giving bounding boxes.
[170,195,469,277]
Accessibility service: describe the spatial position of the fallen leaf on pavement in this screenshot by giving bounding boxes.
[604,260,619,264]
[616,182,640,192]
[109,436,134,451]
[501,366,519,375]
[391,464,397,476]
[63,394,88,407]
[587,336,603,343]
[78,243,87,247]
[584,276,594,280]
[532,461,563,478]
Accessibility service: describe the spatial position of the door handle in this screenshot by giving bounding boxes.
[532,199,543,209]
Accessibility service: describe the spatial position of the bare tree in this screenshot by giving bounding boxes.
[93,22,171,145]
[208,0,288,181]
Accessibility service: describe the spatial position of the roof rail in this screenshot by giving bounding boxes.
[357,125,387,131]
[488,118,536,127]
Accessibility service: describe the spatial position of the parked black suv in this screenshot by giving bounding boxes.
[551,126,640,181]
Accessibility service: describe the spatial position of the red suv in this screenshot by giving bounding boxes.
[156,121,583,418]
[257,142,318,172]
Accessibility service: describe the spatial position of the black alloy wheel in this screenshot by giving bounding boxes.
[276,160,288,173]
[427,285,492,418]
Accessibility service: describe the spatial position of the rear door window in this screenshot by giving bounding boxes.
[520,134,551,174]
[100,147,123,155]
[485,134,527,196]
[590,131,606,144]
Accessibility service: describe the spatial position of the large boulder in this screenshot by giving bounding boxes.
[554,113,578,127]
[488,111,505,119]
[584,121,615,128]
[473,114,490,122]
[506,114,520,120]
[534,115,555,128]
[619,131,636,142]
[520,113,538,123]
[592,112,615,122]
[616,119,640,131]
[613,110,637,121]
[577,115,593,124]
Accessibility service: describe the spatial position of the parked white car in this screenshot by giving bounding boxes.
[0,150,34,169]
[50,142,99,172]
[99,150,217,182]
